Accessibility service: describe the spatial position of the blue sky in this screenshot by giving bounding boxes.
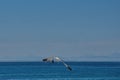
[0,0,120,61]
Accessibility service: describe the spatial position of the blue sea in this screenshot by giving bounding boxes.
[0,62,120,80]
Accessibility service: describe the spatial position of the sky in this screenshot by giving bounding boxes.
[0,0,120,61]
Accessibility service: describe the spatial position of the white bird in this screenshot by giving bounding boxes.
[42,56,72,71]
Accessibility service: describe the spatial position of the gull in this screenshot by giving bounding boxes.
[42,56,72,71]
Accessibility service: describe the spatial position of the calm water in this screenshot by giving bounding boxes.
[0,62,120,80]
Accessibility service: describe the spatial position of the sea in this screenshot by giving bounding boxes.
[0,62,120,80]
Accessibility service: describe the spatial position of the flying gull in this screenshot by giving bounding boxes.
[42,56,72,71]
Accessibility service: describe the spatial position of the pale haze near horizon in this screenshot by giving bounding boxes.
[0,0,120,61]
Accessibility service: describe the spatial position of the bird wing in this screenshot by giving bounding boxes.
[54,57,72,71]
[42,57,54,63]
